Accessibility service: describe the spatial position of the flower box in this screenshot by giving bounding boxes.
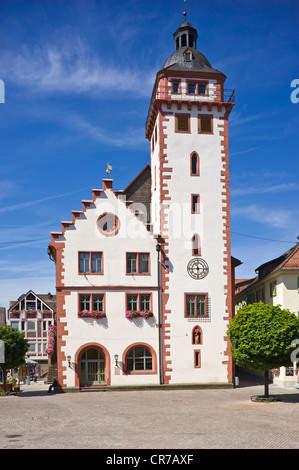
[78,311,106,319]
[126,310,153,320]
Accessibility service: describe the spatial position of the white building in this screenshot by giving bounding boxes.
[49,16,236,389]
[235,243,299,387]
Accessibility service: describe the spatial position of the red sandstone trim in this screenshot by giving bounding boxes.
[74,342,111,387]
[122,342,157,375]
[219,104,235,383]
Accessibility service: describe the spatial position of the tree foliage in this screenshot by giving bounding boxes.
[228,302,299,371]
[0,326,29,391]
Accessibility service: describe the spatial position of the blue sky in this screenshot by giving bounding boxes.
[0,0,298,309]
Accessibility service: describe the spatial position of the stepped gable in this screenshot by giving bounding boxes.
[50,168,154,244]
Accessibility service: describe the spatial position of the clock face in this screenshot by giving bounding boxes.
[187,258,209,280]
[97,213,119,236]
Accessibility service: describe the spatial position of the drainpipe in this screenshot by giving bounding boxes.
[156,243,164,385]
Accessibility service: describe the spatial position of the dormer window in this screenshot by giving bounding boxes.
[184,51,192,62]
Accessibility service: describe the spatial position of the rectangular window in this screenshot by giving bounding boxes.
[176,114,190,133]
[92,294,104,312]
[198,84,207,95]
[140,294,151,311]
[127,254,137,273]
[191,194,200,213]
[126,293,152,312]
[79,253,90,273]
[188,83,196,94]
[185,294,208,318]
[126,253,150,274]
[172,82,179,93]
[10,321,19,330]
[91,253,102,273]
[27,321,36,331]
[79,294,105,312]
[79,295,91,311]
[127,294,138,311]
[139,254,149,273]
[194,350,201,368]
[270,281,277,297]
[79,252,103,274]
[198,115,213,134]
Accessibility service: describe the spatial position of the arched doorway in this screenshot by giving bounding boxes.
[80,347,106,386]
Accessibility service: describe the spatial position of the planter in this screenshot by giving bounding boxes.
[78,311,106,319]
[126,310,153,320]
[0,383,12,392]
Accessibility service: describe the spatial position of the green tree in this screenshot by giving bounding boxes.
[227,302,299,397]
[0,326,29,393]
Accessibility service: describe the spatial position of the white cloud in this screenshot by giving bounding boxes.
[67,115,146,148]
[1,35,156,97]
[231,204,292,228]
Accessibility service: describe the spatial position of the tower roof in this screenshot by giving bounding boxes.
[160,19,225,77]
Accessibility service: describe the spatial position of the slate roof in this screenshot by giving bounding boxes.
[160,46,225,76]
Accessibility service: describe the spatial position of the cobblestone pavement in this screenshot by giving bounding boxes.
[0,379,298,450]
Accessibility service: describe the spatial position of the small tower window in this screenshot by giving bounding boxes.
[198,84,207,95]
[175,114,190,133]
[172,82,179,93]
[191,195,200,214]
[190,152,199,176]
[188,83,196,94]
[189,35,194,48]
[181,34,187,47]
[192,234,201,256]
[198,116,213,134]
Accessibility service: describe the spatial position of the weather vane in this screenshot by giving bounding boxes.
[106,163,112,177]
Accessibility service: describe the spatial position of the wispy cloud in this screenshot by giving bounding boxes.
[230,147,258,157]
[67,115,146,148]
[231,204,293,228]
[1,34,156,98]
[0,188,88,215]
[231,182,299,197]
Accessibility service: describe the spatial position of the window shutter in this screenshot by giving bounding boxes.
[200,116,212,133]
[177,114,189,132]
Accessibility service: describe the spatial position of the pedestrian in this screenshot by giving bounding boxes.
[47,377,58,393]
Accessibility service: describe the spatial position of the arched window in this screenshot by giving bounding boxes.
[190,152,199,176]
[192,234,201,256]
[126,346,153,372]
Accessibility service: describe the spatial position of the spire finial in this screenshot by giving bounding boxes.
[183,0,187,21]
